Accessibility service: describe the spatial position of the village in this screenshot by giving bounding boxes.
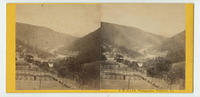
[15,46,81,90]
[100,43,181,89]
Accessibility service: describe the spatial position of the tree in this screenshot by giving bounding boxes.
[146,57,172,78]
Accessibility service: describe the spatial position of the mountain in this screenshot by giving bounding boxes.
[160,31,185,62]
[101,22,166,51]
[100,22,167,59]
[16,22,77,52]
[69,28,102,63]
[69,22,166,62]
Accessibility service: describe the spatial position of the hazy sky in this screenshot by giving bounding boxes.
[16,4,101,37]
[101,3,185,37]
[16,3,185,37]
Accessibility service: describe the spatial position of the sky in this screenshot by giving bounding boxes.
[101,3,185,37]
[16,3,185,37]
[16,4,101,37]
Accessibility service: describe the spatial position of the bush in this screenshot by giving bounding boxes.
[146,57,172,78]
[167,62,185,84]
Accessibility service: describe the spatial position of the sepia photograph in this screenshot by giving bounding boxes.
[15,3,185,90]
[100,4,185,90]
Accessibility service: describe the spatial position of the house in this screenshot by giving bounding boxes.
[137,62,143,67]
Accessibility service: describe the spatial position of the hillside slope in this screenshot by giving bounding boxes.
[160,31,185,62]
[101,22,166,51]
[16,22,76,51]
[16,39,54,58]
[69,28,102,63]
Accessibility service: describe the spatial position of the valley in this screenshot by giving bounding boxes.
[15,22,185,90]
